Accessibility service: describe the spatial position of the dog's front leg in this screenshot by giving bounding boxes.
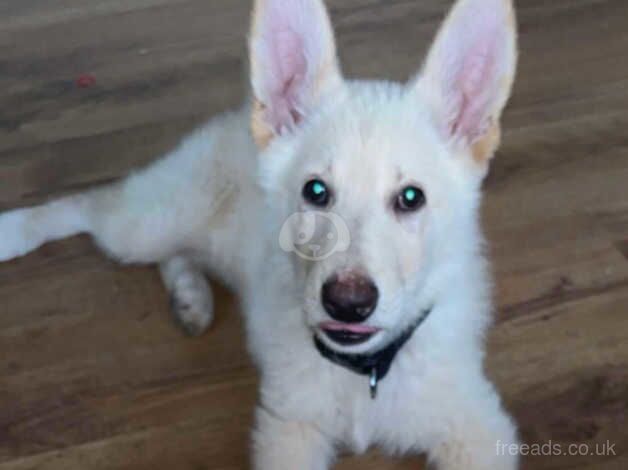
[252,407,335,470]
[424,380,519,470]
[159,255,213,336]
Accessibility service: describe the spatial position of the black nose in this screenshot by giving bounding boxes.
[321,272,379,323]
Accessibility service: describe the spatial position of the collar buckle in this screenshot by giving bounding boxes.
[369,368,378,399]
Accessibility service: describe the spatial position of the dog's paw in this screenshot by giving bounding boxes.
[169,273,214,337]
[0,208,40,262]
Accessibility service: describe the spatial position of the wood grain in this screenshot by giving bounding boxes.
[0,0,627,469]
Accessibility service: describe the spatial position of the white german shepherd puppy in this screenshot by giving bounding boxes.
[0,0,520,468]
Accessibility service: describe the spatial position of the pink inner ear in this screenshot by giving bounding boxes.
[427,0,512,145]
[450,32,499,141]
[266,27,308,132]
[254,0,333,135]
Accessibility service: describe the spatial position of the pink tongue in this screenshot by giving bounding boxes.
[319,321,380,334]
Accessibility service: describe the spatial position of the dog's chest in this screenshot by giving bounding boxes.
[328,354,445,455]
[317,367,425,453]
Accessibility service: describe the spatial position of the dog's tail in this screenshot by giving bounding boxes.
[0,194,91,262]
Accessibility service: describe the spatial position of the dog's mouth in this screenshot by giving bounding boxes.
[318,321,381,346]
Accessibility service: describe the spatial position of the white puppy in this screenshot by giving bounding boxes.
[0,0,520,468]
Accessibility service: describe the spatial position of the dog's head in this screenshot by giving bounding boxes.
[250,0,517,353]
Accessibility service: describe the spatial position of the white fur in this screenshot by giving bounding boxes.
[0,0,520,468]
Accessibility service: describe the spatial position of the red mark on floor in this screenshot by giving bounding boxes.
[75,74,96,88]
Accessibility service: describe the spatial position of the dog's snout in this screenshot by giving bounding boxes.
[321,272,379,323]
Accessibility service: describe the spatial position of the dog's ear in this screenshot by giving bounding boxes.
[415,0,517,166]
[249,0,342,148]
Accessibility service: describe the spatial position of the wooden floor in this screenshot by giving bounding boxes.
[0,1,627,469]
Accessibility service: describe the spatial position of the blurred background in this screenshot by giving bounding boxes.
[0,1,627,469]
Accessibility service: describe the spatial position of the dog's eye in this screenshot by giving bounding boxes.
[302,179,330,207]
[395,186,426,213]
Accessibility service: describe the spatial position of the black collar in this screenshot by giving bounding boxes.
[313,307,432,399]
